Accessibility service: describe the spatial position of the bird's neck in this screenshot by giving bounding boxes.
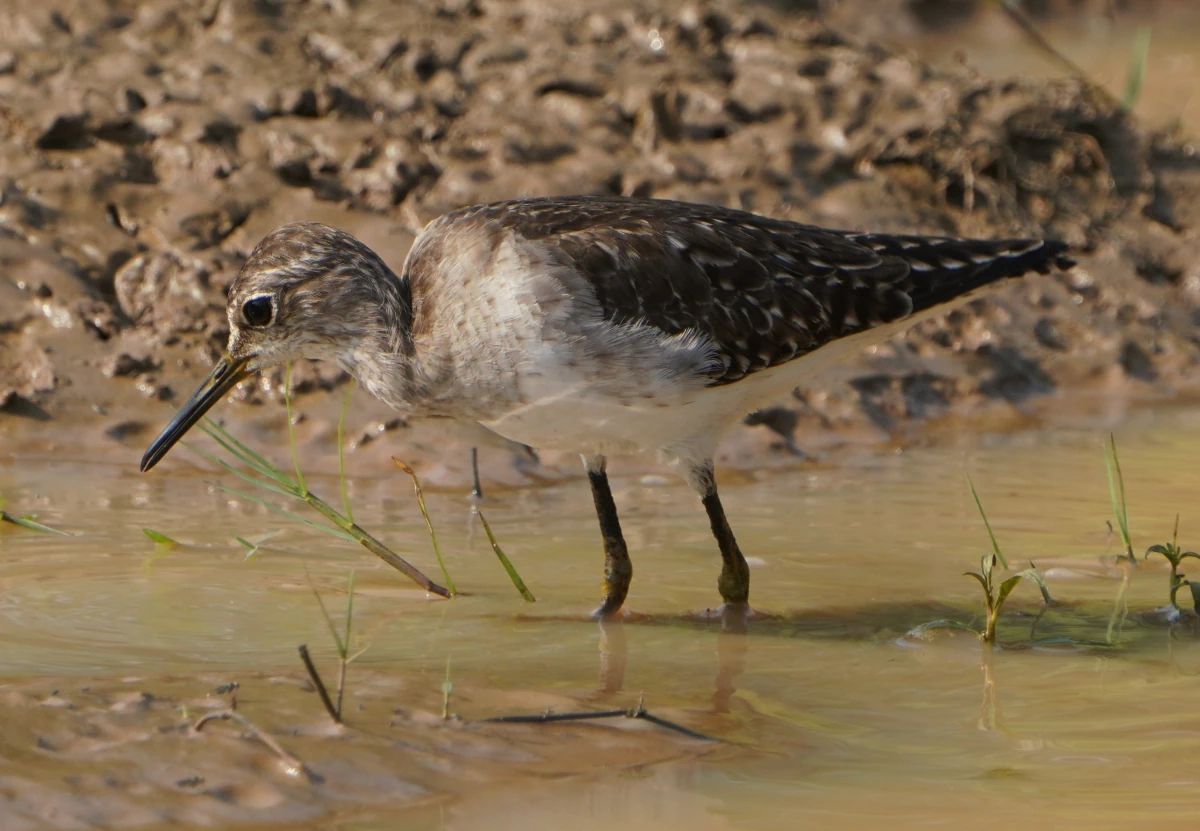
[336,271,453,417]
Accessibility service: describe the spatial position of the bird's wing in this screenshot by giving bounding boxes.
[450,196,1069,385]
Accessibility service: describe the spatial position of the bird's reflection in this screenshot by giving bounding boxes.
[595,617,749,713]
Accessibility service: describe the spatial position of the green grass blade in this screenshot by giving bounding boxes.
[474,508,535,602]
[1,510,71,535]
[967,476,1009,570]
[284,362,308,497]
[181,440,299,498]
[337,379,355,523]
[142,528,176,545]
[209,482,357,543]
[1121,25,1152,112]
[1103,434,1133,557]
[198,420,295,488]
[235,530,281,560]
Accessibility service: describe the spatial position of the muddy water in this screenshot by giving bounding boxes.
[3,402,1200,829]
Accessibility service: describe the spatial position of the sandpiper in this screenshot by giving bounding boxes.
[141,195,1073,617]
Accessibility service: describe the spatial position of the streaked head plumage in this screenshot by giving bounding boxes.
[225,222,407,371]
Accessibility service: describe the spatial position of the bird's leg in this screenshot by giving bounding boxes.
[693,463,751,609]
[583,455,632,618]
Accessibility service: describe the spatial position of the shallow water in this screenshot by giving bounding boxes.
[4,401,1200,828]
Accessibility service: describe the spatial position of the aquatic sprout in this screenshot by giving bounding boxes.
[964,553,1049,646]
[964,481,1049,644]
[1144,515,1200,616]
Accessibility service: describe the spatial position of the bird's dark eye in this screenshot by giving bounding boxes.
[242,296,274,327]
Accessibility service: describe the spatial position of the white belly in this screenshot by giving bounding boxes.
[478,355,808,457]
[476,299,957,459]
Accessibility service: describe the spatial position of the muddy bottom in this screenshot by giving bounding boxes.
[4,403,1200,829]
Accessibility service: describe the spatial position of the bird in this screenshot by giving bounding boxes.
[140,195,1074,619]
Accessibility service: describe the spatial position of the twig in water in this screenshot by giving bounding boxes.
[469,447,483,501]
[480,695,721,742]
[297,643,341,725]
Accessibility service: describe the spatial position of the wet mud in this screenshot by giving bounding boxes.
[1,0,1199,485]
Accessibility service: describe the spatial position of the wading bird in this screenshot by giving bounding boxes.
[141,196,1072,619]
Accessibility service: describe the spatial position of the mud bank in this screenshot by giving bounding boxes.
[2,0,1199,485]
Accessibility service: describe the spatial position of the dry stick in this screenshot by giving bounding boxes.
[473,507,535,602]
[481,700,721,743]
[392,458,457,595]
[297,643,342,724]
[192,709,311,778]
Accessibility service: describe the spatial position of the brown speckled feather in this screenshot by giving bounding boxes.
[432,196,1072,385]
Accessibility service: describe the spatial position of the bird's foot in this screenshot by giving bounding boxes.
[684,603,770,632]
[588,602,647,622]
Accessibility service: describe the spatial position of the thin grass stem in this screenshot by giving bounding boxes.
[392,458,457,596]
[967,476,1009,570]
[337,379,356,523]
[283,362,308,496]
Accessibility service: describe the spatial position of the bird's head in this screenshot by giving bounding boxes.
[140,222,409,472]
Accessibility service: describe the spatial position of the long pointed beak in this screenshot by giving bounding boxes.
[140,353,252,472]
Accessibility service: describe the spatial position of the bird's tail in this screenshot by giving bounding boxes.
[845,233,1075,312]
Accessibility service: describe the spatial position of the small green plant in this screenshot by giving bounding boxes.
[1145,515,1200,615]
[1103,434,1135,562]
[964,481,1049,644]
[964,553,1049,645]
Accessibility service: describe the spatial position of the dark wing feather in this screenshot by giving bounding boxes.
[453,196,1071,385]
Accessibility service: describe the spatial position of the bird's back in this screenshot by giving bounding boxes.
[408,195,1072,386]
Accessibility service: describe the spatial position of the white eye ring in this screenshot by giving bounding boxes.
[242,294,275,327]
